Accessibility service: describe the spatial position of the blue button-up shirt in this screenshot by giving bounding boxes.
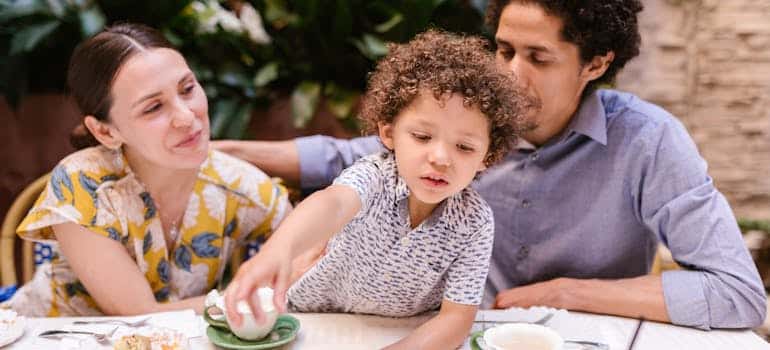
[295,89,766,329]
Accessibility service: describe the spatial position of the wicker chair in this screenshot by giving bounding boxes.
[1,173,49,287]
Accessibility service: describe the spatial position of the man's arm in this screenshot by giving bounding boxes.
[495,275,670,322]
[496,118,767,329]
[213,135,382,190]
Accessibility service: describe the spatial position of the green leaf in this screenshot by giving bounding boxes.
[290,81,321,128]
[374,12,403,33]
[351,33,389,61]
[162,29,184,47]
[210,99,238,139]
[9,20,59,55]
[253,62,278,88]
[218,65,250,88]
[324,84,358,119]
[0,0,47,22]
[78,6,105,36]
[224,102,253,139]
[264,0,298,28]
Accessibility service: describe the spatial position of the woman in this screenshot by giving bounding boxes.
[4,23,291,317]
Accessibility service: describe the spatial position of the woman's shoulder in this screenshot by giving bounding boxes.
[55,146,126,179]
[200,150,283,206]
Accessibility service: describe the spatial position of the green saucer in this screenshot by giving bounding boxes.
[469,330,485,350]
[203,311,300,350]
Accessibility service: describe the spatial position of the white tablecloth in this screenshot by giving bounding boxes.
[4,308,769,349]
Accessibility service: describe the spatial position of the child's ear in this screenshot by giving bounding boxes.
[83,115,124,150]
[378,121,395,151]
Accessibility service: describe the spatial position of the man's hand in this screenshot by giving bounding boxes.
[493,278,571,309]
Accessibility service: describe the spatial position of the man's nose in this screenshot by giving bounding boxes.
[507,56,531,89]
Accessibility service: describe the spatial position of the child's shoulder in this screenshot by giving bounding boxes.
[447,187,494,234]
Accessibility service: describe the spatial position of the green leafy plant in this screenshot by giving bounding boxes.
[1,0,485,139]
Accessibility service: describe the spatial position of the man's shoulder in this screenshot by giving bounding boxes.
[599,89,692,148]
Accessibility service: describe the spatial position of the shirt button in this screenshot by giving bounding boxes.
[521,199,531,208]
[401,237,410,246]
[384,273,392,281]
[517,246,529,260]
[530,153,539,161]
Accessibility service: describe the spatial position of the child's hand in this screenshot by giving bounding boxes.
[224,250,292,326]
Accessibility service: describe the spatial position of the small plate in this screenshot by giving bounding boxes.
[0,315,25,347]
[205,315,299,350]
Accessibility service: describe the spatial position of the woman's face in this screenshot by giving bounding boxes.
[106,48,209,170]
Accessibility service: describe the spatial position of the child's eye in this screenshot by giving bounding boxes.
[457,144,475,153]
[411,132,431,142]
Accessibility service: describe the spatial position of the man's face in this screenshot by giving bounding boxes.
[494,2,596,145]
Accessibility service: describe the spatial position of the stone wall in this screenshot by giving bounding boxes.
[616,0,770,219]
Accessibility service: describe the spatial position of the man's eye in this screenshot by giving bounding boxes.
[497,49,514,59]
[531,55,548,65]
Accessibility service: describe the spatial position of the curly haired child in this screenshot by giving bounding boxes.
[225,29,531,349]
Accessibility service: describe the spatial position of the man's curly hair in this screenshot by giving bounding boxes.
[486,0,643,94]
[359,29,531,166]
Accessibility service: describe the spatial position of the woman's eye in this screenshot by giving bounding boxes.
[143,103,161,114]
[182,84,195,95]
[457,144,475,152]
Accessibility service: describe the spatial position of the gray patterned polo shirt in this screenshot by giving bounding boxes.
[287,152,494,317]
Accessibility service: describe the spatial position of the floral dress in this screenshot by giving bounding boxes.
[5,146,290,316]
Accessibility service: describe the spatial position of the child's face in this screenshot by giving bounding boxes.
[379,93,490,205]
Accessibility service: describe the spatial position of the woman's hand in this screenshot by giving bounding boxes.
[224,248,293,326]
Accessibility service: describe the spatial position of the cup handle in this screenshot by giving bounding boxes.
[203,305,230,330]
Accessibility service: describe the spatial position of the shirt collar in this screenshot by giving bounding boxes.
[563,90,608,146]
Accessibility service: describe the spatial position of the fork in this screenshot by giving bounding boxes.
[73,316,150,327]
[38,326,117,343]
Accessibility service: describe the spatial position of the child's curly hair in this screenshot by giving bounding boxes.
[359,29,531,166]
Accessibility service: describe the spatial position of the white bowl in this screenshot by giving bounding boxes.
[483,323,563,350]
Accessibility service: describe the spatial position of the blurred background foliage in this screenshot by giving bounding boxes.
[1,0,487,139]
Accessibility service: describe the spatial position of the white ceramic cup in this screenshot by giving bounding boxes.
[207,288,279,340]
[483,323,563,350]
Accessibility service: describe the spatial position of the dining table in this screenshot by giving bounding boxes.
[3,306,769,349]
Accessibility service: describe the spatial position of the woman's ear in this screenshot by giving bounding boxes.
[580,51,615,82]
[83,116,123,150]
[378,121,395,151]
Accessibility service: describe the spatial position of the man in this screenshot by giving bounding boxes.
[216,0,766,329]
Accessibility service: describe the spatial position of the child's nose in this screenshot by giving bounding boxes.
[428,144,451,167]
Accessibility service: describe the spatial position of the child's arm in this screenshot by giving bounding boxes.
[224,184,361,325]
[384,300,477,350]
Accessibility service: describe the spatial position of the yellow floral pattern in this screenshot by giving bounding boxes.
[8,146,290,316]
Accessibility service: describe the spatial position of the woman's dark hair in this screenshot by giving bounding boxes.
[68,23,175,149]
[485,0,643,96]
[359,29,531,166]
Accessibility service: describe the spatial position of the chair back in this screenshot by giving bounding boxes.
[1,174,50,286]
